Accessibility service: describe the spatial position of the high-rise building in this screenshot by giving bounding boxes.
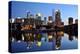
[36,13,41,20]
[75,19,78,24]
[52,9,55,21]
[44,17,47,21]
[26,11,30,18]
[48,16,53,23]
[47,16,53,26]
[43,17,47,25]
[30,14,34,18]
[68,17,73,25]
[55,9,61,27]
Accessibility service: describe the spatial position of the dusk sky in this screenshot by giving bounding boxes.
[10,1,78,25]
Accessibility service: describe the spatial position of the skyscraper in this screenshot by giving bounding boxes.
[75,19,78,24]
[48,16,53,23]
[36,13,41,20]
[44,17,47,25]
[55,9,61,27]
[26,11,30,18]
[30,14,34,18]
[68,17,73,25]
[47,16,53,26]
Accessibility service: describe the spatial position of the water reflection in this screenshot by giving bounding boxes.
[10,30,78,52]
[65,30,78,41]
[55,31,62,49]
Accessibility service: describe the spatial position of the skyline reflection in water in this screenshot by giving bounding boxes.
[11,31,78,53]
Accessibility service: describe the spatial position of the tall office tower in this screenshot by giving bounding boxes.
[47,16,53,26]
[55,9,61,26]
[68,17,73,25]
[26,11,30,18]
[36,13,41,20]
[48,16,53,23]
[44,17,47,25]
[52,9,55,22]
[75,19,78,24]
[30,14,34,18]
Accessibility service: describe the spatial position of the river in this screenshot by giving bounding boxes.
[11,32,78,53]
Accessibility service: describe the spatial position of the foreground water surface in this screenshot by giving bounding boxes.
[11,32,78,53]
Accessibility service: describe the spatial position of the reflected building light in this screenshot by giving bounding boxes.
[33,23,36,28]
[37,41,42,47]
[11,37,15,42]
[58,31,64,36]
[17,40,21,43]
[27,46,30,49]
[41,37,45,41]
[55,36,61,49]
[48,35,53,42]
[27,33,30,36]
[34,34,36,38]
[26,42,32,49]
[73,36,77,40]
[22,34,24,41]
[48,35,53,39]
[64,34,69,38]
[55,45,60,50]
[30,33,32,36]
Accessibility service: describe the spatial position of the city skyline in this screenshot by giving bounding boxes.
[9,1,78,53]
[10,1,78,25]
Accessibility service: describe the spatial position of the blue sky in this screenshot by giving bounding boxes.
[10,1,78,25]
